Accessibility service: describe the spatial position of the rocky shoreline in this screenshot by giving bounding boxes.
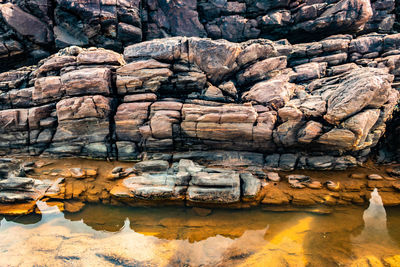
[2,0,400,212]
[1,34,400,168]
[1,157,400,215]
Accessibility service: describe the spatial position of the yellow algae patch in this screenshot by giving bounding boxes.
[238,216,313,267]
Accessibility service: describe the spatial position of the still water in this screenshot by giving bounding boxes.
[0,199,400,266]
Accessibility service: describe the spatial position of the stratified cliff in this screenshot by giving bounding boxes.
[0,0,400,170]
[0,0,397,70]
[1,32,400,170]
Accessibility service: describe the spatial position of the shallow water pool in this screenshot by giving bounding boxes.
[0,201,400,266]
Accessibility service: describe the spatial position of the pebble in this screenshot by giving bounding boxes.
[70,168,86,179]
[368,174,383,180]
[85,168,98,177]
[112,167,123,174]
[326,181,340,192]
[307,181,322,189]
[350,173,367,179]
[266,172,280,182]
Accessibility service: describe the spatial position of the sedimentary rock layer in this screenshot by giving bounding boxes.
[0,33,399,169]
[0,0,396,69]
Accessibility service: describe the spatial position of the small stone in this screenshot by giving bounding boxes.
[368,174,383,180]
[307,181,322,189]
[393,181,400,191]
[286,174,311,184]
[112,167,123,174]
[192,207,212,217]
[326,181,340,192]
[266,172,280,182]
[70,168,86,179]
[350,173,367,179]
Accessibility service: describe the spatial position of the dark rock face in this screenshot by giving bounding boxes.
[0,0,397,70]
[1,33,400,169]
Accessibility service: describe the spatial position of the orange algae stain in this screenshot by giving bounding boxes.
[0,202,37,215]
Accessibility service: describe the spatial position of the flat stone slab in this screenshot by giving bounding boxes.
[187,186,240,203]
[190,172,240,187]
[0,191,37,203]
[133,160,169,173]
[0,177,34,190]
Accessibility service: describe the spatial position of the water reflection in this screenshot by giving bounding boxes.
[0,202,399,266]
[350,189,400,265]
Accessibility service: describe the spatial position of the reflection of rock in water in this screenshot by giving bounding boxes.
[351,188,400,264]
[363,188,387,232]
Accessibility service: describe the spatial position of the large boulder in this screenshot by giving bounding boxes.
[311,68,395,124]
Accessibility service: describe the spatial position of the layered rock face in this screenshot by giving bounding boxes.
[0,33,399,170]
[0,0,396,70]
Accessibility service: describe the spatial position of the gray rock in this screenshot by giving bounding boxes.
[187,186,240,203]
[266,172,281,182]
[240,172,261,199]
[0,177,34,191]
[0,191,36,203]
[279,154,299,171]
[190,172,239,187]
[134,160,169,173]
[265,154,280,170]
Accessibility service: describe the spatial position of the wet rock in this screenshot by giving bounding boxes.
[261,185,290,205]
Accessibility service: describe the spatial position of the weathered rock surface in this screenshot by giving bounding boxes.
[0,0,396,71]
[0,33,400,169]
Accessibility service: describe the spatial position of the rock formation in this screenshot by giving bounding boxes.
[0,0,397,70]
[0,32,399,170]
[0,0,400,172]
